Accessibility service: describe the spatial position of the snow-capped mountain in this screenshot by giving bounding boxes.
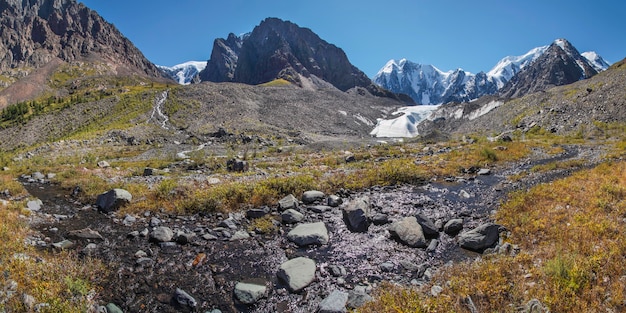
[158,61,207,85]
[373,39,610,105]
[373,60,497,105]
[581,51,611,72]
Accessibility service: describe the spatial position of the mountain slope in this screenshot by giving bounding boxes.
[0,0,165,107]
[374,39,609,104]
[417,57,626,137]
[198,18,410,102]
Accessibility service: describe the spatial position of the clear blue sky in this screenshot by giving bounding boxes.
[79,0,625,78]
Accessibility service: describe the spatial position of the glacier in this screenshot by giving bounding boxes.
[370,105,439,138]
[157,61,207,85]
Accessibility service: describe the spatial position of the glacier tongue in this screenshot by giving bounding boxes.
[158,61,207,85]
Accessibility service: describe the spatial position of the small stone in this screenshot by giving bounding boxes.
[342,197,371,233]
[319,290,349,313]
[143,168,154,176]
[150,226,174,242]
[218,218,237,230]
[97,161,110,168]
[308,205,331,213]
[379,262,394,272]
[52,240,74,250]
[202,233,218,241]
[230,230,251,241]
[427,239,439,252]
[140,228,149,237]
[371,213,390,225]
[136,257,154,266]
[234,282,267,304]
[478,168,491,175]
[388,217,427,248]
[444,219,464,235]
[176,232,196,244]
[32,172,45,180]
[278,194,299,210]
[159,242,182,254]
[431,285,443,297]
[246,207,269,219]
[149,217,161,227]
[134,250,148,258]
[459,190,471,199]
[347,290,373,309]
[329,265,347,277]
[281,209,304,224]
[302,190,325,204]
[174,288,197,309]
[26,199,43,211]
[415,213,439,238]
[123,215,136,226]
[105,303,123,313]
[96,189,132,213]
[67,228,104,240]
[327,195,343,207]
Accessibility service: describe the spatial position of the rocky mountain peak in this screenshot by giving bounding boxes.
[499,38,598,99]
[0,0,161,76]
[198,17,410,102]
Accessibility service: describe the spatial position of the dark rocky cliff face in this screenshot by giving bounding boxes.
[199,18,411,102]
[0,0,162,77]
[499,39,598,99]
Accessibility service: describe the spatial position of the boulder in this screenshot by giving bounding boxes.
[342,197,370,233]
[277,257,316,292]
[278,194,299,210]
[97,161,110,168]
[327,195,343,207]
[96,189,132,213]
[150,226,174,243]
[478,168,491,175]
[444,219,464,235]
[388,217,427,248]
[234,282,267,304]
[458,223,504,252]
[226,158,248,172]
[347,290,373,309]
[230,230,251,241]
[319,290,349,313]
[302,190,325,204]
[105,303,123,313]
[246,207,270,219]
[281,209,304,224]
[415,213,439,237]
[287,222,329,246]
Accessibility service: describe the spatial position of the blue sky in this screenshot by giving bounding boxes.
[79,0,625,78]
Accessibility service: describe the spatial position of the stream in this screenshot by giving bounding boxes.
[20,144,602,312]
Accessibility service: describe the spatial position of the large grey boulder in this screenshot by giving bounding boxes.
[287,222,329,246]
[388,217,427,248]
[96,189,132,213]
[26,199,43,211]
[415,213,439,237]
[319,290,349,313]
[302,190,325,204]
[277,257,316,292]
[234,282,267,304]
[347,290,373,309]
[458,223,504,252]
[342,197,370,233]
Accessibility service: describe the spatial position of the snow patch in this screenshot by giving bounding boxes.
[354,113,374,126]
[467,101,503,120]
[370,105,439,138]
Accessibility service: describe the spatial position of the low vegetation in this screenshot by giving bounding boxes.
[360,160,626,312]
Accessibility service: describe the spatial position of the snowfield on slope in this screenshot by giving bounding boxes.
[370,105,439,138]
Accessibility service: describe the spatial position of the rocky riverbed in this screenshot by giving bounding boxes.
[17,144,605,313]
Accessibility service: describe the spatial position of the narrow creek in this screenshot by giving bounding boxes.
[20,144,599,312]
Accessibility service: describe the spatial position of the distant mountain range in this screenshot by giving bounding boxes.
[373,39,610,105]
[157,61,206,85]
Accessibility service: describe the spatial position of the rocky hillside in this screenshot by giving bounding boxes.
[418,57,626,137]
[198,18,411,102]
[0,0,165,106]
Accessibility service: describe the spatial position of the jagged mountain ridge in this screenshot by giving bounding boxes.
[0,0,161,76]
[499,39,599,99]
[374,39,610,104]
[198,17,411,102]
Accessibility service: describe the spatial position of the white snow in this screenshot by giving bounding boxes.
[582,51,611,72]
[467,100,503,120]
[554,38,567,50]
[370,105,439,138]
[487,45,548,88]
[157,61,207,85]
